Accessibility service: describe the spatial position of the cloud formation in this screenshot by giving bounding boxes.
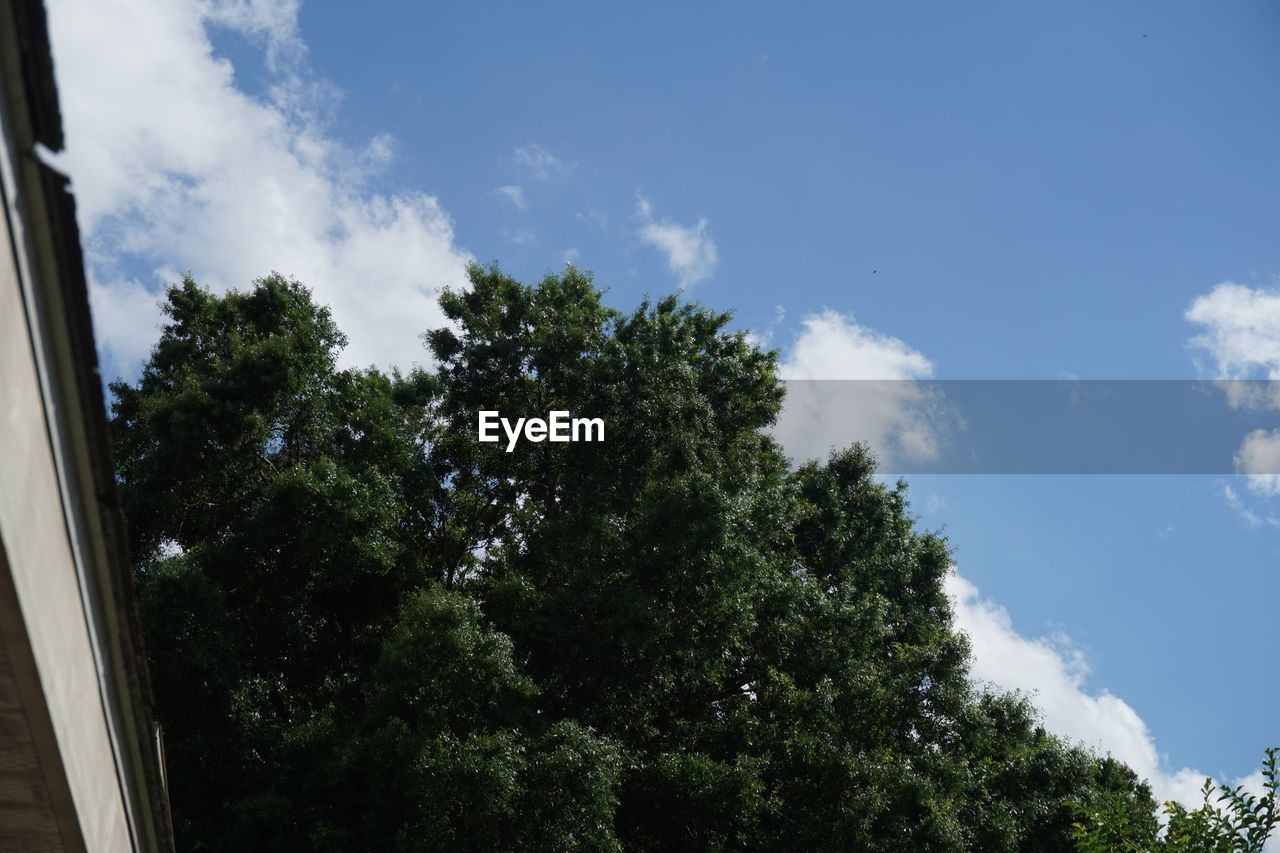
[1188,283,1280,530]
[1234,429,1280,496]
[947,572,1213,809]
[779,310,933,380]
[772,310,945,468]
[199,0,305,67]
[635,194,719,289]
[45,0,472,375]
[1187,282,1280,378]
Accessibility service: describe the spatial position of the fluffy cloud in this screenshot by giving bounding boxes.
[634,195,719,289]
[1234,429,1280,497]
[953,570,1279,848]
[947,572,1214,808]
[779,310,933,380]
[493,185,527,210]
[198,0,304,67]
[772,310,946,468]
[1187,282,1280,378]
[510,144,575,181]
[1187,284,1280,530]
[45,0,472,375]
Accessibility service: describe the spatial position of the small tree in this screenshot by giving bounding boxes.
[1072,748,1279,852]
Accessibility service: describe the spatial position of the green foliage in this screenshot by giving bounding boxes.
[117,265,1166,851]
[1071,748,1280,852]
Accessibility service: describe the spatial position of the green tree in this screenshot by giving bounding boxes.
[111,275,440,847]
[115,265,1160,851]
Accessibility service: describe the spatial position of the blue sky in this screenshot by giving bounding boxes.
[284,0,1280,378]
[46,0,1280,803]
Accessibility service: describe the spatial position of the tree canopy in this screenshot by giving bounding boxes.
[113,265,1169,851]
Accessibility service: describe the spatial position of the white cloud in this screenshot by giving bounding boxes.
[198,0,304,68]
[635,194,718,289]
[45,0,472,375]
[510,144,575,181]
[947,571,1219,810]
[1187,285,1280,533]
[493,185,527,210]
[1234,429,1280,497]
[1187,282,1280,379]
[771,310,946,467]
[956,570,1280,850]
[779,310,933,380]
[86,278,167,368]
[562,247,580,265]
